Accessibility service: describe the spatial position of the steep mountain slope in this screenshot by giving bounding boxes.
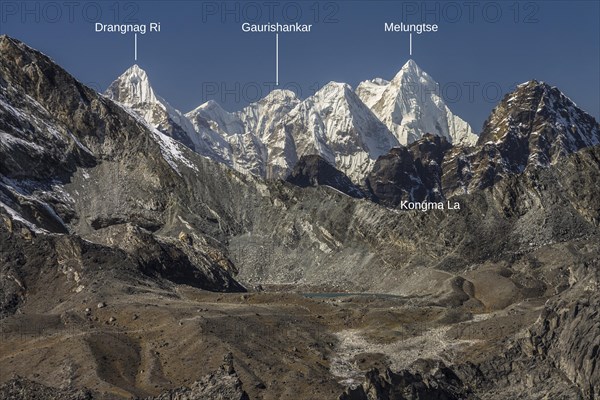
[188,100,246,137]
[354,78,389,109]
[477,80,600,149]
[186,99,264,175]
[238,89,301,142]
[0,36,247,298]
[357,60,478,146]
[105,65,233,165]
[475,80,600,169]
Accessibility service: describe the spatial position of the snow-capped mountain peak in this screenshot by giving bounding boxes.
[105,65,233,164]
[261,88,298,103]
[301,82,355,112]
[106,64,158,106]
[372,77,390,86]
[265,79,399,181]
[399,58,423,74]
[237,89,300,143]
[321,81,352,91]
[356,79,389,109]
[391,59,437,89]
[478,80,600,165]
[357,59,478,146]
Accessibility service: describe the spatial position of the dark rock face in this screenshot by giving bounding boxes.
[0,210,243,320]
[89,224,246,292]
[286,154,367,198]
[0,214,133,318]
[460,80,600,193]
[0,38,97,180]
[477,81,600,149]
[366,146,423,206]
[366,134,451,205]
[525,270,600,399]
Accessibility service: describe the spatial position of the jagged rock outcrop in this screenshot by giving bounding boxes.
[339,362,475,400]
[0,376,93,399]
[458,80,600,193]
[477,81,600,149]
[366,134,451,205]
[144,354,249,400]
[286,155,367,198]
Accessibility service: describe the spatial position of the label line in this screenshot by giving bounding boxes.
[134,33,138,61]
[276,33,279,86]
[409,33,412,56]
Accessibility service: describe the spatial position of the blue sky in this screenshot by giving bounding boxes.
[1,0,599,131]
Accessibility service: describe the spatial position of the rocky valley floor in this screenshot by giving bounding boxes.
[1,258,596,400]
[0,287,542,399]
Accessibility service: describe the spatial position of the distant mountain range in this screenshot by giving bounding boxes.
[105,60,477,182]
[107,57,599,204]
